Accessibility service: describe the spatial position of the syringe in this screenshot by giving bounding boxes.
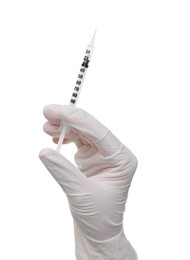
[56,30,96,152]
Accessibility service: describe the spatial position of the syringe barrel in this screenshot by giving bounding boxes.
[56,32,96,152]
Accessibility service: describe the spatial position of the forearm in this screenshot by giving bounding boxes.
[74,222,138,260]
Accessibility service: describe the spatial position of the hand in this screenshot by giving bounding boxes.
[39,104,138,260]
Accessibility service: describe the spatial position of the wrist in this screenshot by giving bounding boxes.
[74,222,138,260]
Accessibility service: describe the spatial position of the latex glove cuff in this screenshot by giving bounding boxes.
[74,222,138,260]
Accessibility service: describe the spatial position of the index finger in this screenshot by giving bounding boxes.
[43,104,123,156]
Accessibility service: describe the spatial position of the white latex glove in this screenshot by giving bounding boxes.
[39,104,138,260]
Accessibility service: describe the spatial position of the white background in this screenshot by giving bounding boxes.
[0,0,190,259]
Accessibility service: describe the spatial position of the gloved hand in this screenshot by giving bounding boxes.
[39,104,138,260]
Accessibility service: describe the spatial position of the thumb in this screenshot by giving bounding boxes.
[39,148,89,195]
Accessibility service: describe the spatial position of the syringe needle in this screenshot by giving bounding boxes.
[90,29,97,45]
[56,31,96,152]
